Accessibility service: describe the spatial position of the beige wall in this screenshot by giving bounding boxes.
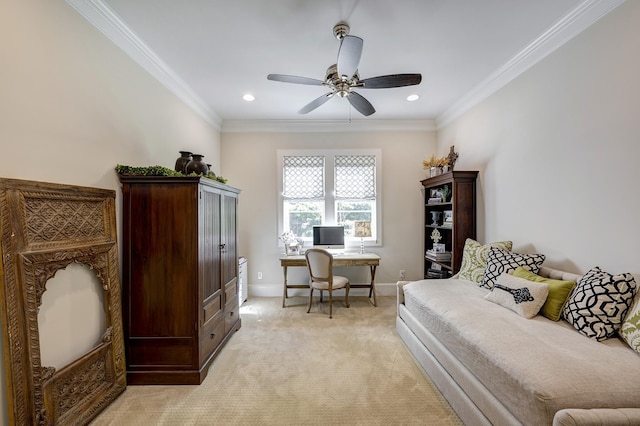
[0,0,221,423]
[438,0,640,274]
[1,0,637,423]
[221,131,436,295]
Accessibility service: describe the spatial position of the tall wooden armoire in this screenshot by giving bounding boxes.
[118,176,241,385]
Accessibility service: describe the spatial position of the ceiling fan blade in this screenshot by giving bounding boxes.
[360,74,422,88]
[267,74,324,86]
[298,93,334,114]
[347,91,375,116]
[337,35,363,80]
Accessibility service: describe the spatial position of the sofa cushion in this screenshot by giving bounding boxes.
[480,247,545,289]
[401,278,640,425]
[458,239,513,283]
[562,266,637,341]
[485,273,549,318]
[511,266,576,321]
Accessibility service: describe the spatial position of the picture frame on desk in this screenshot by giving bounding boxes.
[284,244,299,256]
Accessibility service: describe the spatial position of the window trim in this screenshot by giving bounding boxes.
[277,148,382,250]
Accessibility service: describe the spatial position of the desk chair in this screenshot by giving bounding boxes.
[304,248,350,318]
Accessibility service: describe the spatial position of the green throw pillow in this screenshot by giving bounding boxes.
[511,267,576,321]
[620,298,640,353]
[458,238,513,283]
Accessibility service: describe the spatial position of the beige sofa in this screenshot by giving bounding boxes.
[396,266,640,425]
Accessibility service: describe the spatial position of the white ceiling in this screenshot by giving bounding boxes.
[67,0,622,129]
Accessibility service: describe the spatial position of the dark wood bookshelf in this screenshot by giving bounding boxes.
[421,171,478,278]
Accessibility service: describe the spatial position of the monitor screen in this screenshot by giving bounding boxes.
[312,226,345,250]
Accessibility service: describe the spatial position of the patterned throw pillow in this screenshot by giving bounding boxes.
[458,238,513,283]
[562,267,637,342]
[485,273,549,319]
[480,247,545,289]
[620,296,640,353]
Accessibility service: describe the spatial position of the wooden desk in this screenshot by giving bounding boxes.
[279,253,381,307]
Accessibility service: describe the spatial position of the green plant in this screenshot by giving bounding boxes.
[115,164,228,184]
[115,164,182,176]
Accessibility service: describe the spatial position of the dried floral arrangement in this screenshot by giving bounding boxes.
[423,146,459,170]
[422,154,450,169]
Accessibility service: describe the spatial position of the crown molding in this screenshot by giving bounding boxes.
[67,0,623,133]
[221,119,437,133]
[65,0,222,130]
[436,0,625,129]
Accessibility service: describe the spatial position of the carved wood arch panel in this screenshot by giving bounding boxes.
[0,178,126,425]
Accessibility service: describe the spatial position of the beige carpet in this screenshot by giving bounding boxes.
[91,296,462,425]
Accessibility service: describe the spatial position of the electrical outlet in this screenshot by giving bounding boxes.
[399,270,406,280]
[258,272,263,280]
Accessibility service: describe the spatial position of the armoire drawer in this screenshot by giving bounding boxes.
[200,317,224,362]
[224,295,239,334]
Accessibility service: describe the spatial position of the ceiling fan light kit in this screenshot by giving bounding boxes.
[267,22,422,117]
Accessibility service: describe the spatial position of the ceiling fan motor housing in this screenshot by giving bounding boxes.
[325,64,360,97]
[333,22,350,40]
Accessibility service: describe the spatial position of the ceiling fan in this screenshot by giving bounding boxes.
[267,22,422,117]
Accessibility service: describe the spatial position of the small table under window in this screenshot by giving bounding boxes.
[278,253,381,308]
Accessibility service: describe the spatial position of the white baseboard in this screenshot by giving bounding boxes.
[249,282,397,298]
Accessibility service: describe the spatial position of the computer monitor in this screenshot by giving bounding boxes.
[312,226,345,250]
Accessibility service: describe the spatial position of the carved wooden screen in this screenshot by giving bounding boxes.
[0,178,126,425]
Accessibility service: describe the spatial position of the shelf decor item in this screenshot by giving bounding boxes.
[174,151,192,173]
[354,221,372,254]
[280,230,300,256]
[422,154,450,177]
[446,145,459,170]
[186,154,209,174]
[431,211,442,226]
[442,210,453,228]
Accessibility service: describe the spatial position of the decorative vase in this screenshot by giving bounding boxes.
[175,151,192,173]
[185,154,209,175]
[431,211,442,226]
[430,167,443,177]
[441,186,450,202]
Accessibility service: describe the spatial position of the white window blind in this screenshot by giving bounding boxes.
[335,155,376,200]
[282,156,324,200]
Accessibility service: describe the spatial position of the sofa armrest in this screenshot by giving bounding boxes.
[396,281,412,314]
[553,408,640,426]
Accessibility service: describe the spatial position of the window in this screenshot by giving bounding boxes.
[335,155,376,237]
[282,155,324,239]
[278,149,381,246]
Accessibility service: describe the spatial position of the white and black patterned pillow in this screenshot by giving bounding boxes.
[480,247,545,289]
[485,273,549,319]
[562,267,637,341]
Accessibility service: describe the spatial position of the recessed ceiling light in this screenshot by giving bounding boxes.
[243,94,255,102]
[407,94,419,102]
